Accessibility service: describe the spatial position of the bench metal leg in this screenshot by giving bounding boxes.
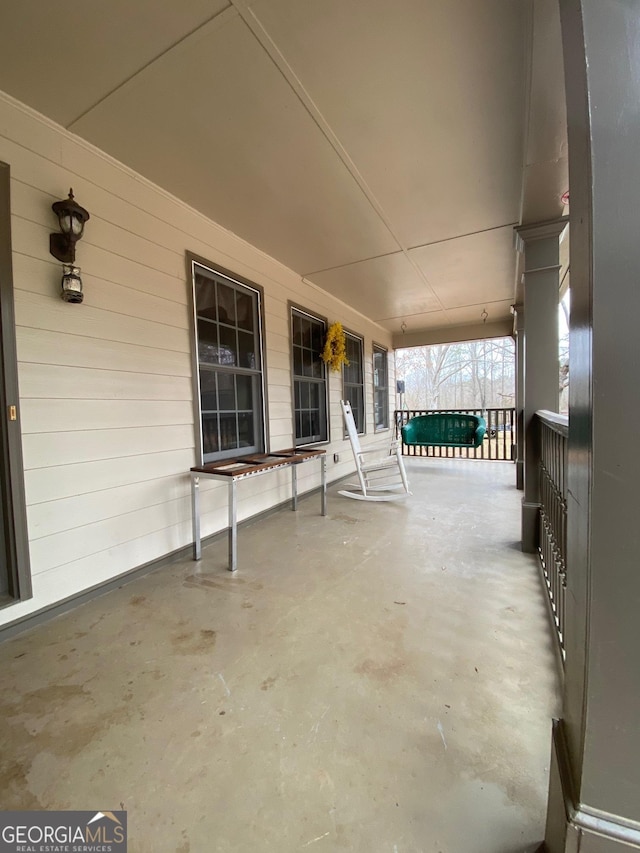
[291,464,298,511]
[191,474,201,561]
[228,479,237,572]
[321,455,327,516]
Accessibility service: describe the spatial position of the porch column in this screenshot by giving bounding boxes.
[513,304,524,490]
[515,219,565,553]
[544,1,640,851]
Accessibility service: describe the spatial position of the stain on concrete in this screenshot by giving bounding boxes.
[170,629,217,656]
[0,681,135,809]
[129,595,147,606]
[183,575,246,593]
[260,676,278,691]
[355,658,406,681]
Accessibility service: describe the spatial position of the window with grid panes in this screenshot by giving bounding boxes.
[373,345,389,430]
[191,262,264,462]
[343,332,365,434]
[291,308,328,445]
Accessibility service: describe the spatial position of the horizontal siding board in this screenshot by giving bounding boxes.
[265,384,294,405]
[12,253,189,329]
[31,525,195,595]
[12,216,187,305]
[10,179,184,278]
[20,399,193,434]
[24,449,195,505]
[27,475,192,539]
[22,424,194,469]
[30,496,194,574]
[14,289,190,353]
[18,362,193,402]
[10,173,186,267]
[16,327,192,375]
[266,366,291,386]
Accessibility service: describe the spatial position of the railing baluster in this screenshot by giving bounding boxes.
[535,410,568,661]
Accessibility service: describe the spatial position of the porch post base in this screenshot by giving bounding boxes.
[516,458,524,490]
[545,720,640,853]
[521,500,539,553]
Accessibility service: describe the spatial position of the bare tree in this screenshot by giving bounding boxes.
[396,337,515,410]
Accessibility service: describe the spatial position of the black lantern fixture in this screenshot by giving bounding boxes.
[49,188,90,303]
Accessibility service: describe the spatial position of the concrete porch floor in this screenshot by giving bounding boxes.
[0,459,560,853]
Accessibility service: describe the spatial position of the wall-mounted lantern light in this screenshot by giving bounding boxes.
[49,188,90,303]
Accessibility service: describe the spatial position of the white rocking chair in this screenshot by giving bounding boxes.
[339,400,411,501]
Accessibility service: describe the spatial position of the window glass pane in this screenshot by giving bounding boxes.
[218,373,236,411]
[301,412,312,440]
[238,413,254,448]
[310,410,320,438]
[373,351,382,386]
[235,290,254,332]
[312,322,324,354]
[219,413,238,451]
[217,283,236,325]
[293,315,303,346]
[236,374,252,410]
[303,348,315,378]
[352,387,364,432]
[238,330,257,369]
[200,370,217,411]
[311,354,323,379]
[195,274,217,321]
[293,347,303,377]
[301,318,312,347]
[219,325,237,366]
[197,319,219,365]
[202,414,219,455]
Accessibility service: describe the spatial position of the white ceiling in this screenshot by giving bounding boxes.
[0,0,568,344]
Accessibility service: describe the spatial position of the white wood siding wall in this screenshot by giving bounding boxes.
[0,92,396,627]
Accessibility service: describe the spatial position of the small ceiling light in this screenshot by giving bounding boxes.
[400,321,407,334]
[481,309,488,324]
[561,190,570,206]
[49,188,90,304]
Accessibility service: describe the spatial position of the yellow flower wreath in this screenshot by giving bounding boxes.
[321,322,349,372]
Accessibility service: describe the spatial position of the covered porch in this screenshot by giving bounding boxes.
[0,459,559,852]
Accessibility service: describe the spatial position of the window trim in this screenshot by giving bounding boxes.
[186,253,268,464]
[342,328,366,436]
[289,302,330,447]
[372,342,390,433]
